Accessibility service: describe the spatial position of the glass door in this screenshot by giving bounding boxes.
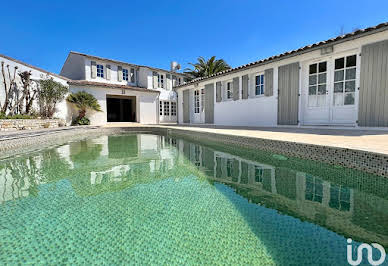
[303,60,331,124]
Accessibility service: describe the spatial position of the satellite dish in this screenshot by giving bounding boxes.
[170,61,181,72]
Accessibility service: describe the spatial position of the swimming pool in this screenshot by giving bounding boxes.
[0,133,387,265]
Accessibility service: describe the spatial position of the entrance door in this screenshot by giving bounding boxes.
[107,97,136,122]
[302,53,358,125]
[192,89,205,123]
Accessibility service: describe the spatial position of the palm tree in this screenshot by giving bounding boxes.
[66,91,101,119]
[184,56,231,79]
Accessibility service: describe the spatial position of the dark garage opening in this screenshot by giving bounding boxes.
[107,96,136,122]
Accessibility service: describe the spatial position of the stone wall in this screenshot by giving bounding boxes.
[0,119,64,131]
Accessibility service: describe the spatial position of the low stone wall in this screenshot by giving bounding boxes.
[0,119,64,131]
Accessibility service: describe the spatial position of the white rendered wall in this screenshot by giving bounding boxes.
[0,55,70,123]
[176,30,388,127]
[68,85,159,125]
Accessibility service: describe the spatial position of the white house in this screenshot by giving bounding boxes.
[60,51,186,125]
[0,52,186,126]
[175,22,388,128]
[0,54,70,122]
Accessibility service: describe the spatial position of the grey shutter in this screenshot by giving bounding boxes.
[106,65,111,80]
[204,83,214,124]
[172,75,177,87]
[233,77,239,101]
[264,68,274,96]
[216,81,222,102]
[183,90,190,123]
[359,40,388,127]
[117,66,123,82]
[242,75,249,99]
[166,74,171,89]
[130,68,135,83]
[91,61,97,79]
[153,72,158,88]
[278,62,299,125]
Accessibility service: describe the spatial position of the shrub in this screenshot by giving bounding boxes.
[39,78,68,118]
[72,116,90,126]
[0,113,38,119]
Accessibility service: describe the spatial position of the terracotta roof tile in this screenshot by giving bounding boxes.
[67,80,160,93]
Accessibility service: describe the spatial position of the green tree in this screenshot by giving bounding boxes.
[184,56,231,79]
[66,91,101,125]
[38,78,68,118]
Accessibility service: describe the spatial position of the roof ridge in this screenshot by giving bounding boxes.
[69,51,185,76]
[0,53,70,81]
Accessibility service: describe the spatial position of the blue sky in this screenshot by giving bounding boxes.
[1,0,387,74]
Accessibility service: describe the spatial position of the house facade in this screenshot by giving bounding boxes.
[175,22,388,128]
[0,52,185,126]
[60,52,186,125]
[0,54,70,122]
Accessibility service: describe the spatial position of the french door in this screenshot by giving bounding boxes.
[193,89,205,123]
[302,53,358,125]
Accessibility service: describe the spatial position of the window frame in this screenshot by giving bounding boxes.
[255,73,265,96]
[225,80,233,100]
[163,101,170,116]
[96,64,104,78]
[308,61,328,108]
[333,54,357,106]
[158,73,165,88]
[194,90,200,113]
[122,68,129,81]
[171,102,177,116]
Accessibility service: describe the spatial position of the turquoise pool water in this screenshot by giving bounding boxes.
[0,134,387,265]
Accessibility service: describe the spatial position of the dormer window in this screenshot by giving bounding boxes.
[123,69,129,81]
[97,64,104,78]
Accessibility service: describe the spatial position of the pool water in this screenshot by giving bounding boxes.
[0,134,387,265]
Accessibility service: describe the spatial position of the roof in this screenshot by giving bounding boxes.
[67,80,160,94]
[0,53,70,81]
[68,51,186,76]
[175,21,388,89]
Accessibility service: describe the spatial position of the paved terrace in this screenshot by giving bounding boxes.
[104,123,388,156]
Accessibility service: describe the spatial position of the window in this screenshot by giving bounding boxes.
[130,68,135,83]
[97,64,104,78]
[305,175,323,203]
[159,101,163,115]
[171,102,177,116]
[255,166,264,183]
[329,185,351,211]
[334,55,356,106]
[255,74,265,96]
[201,89,205,112]
[172,75,177,87]
[226,82,233,99]
[226,159,233,177]
[215,157,223,178]
[194,145,201,167]
[308,61,327,107]
[158,74,165,88]
[164,101,170,116]
[178,78,181,85]
[123,69,129,81]
[194,90,200,113]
